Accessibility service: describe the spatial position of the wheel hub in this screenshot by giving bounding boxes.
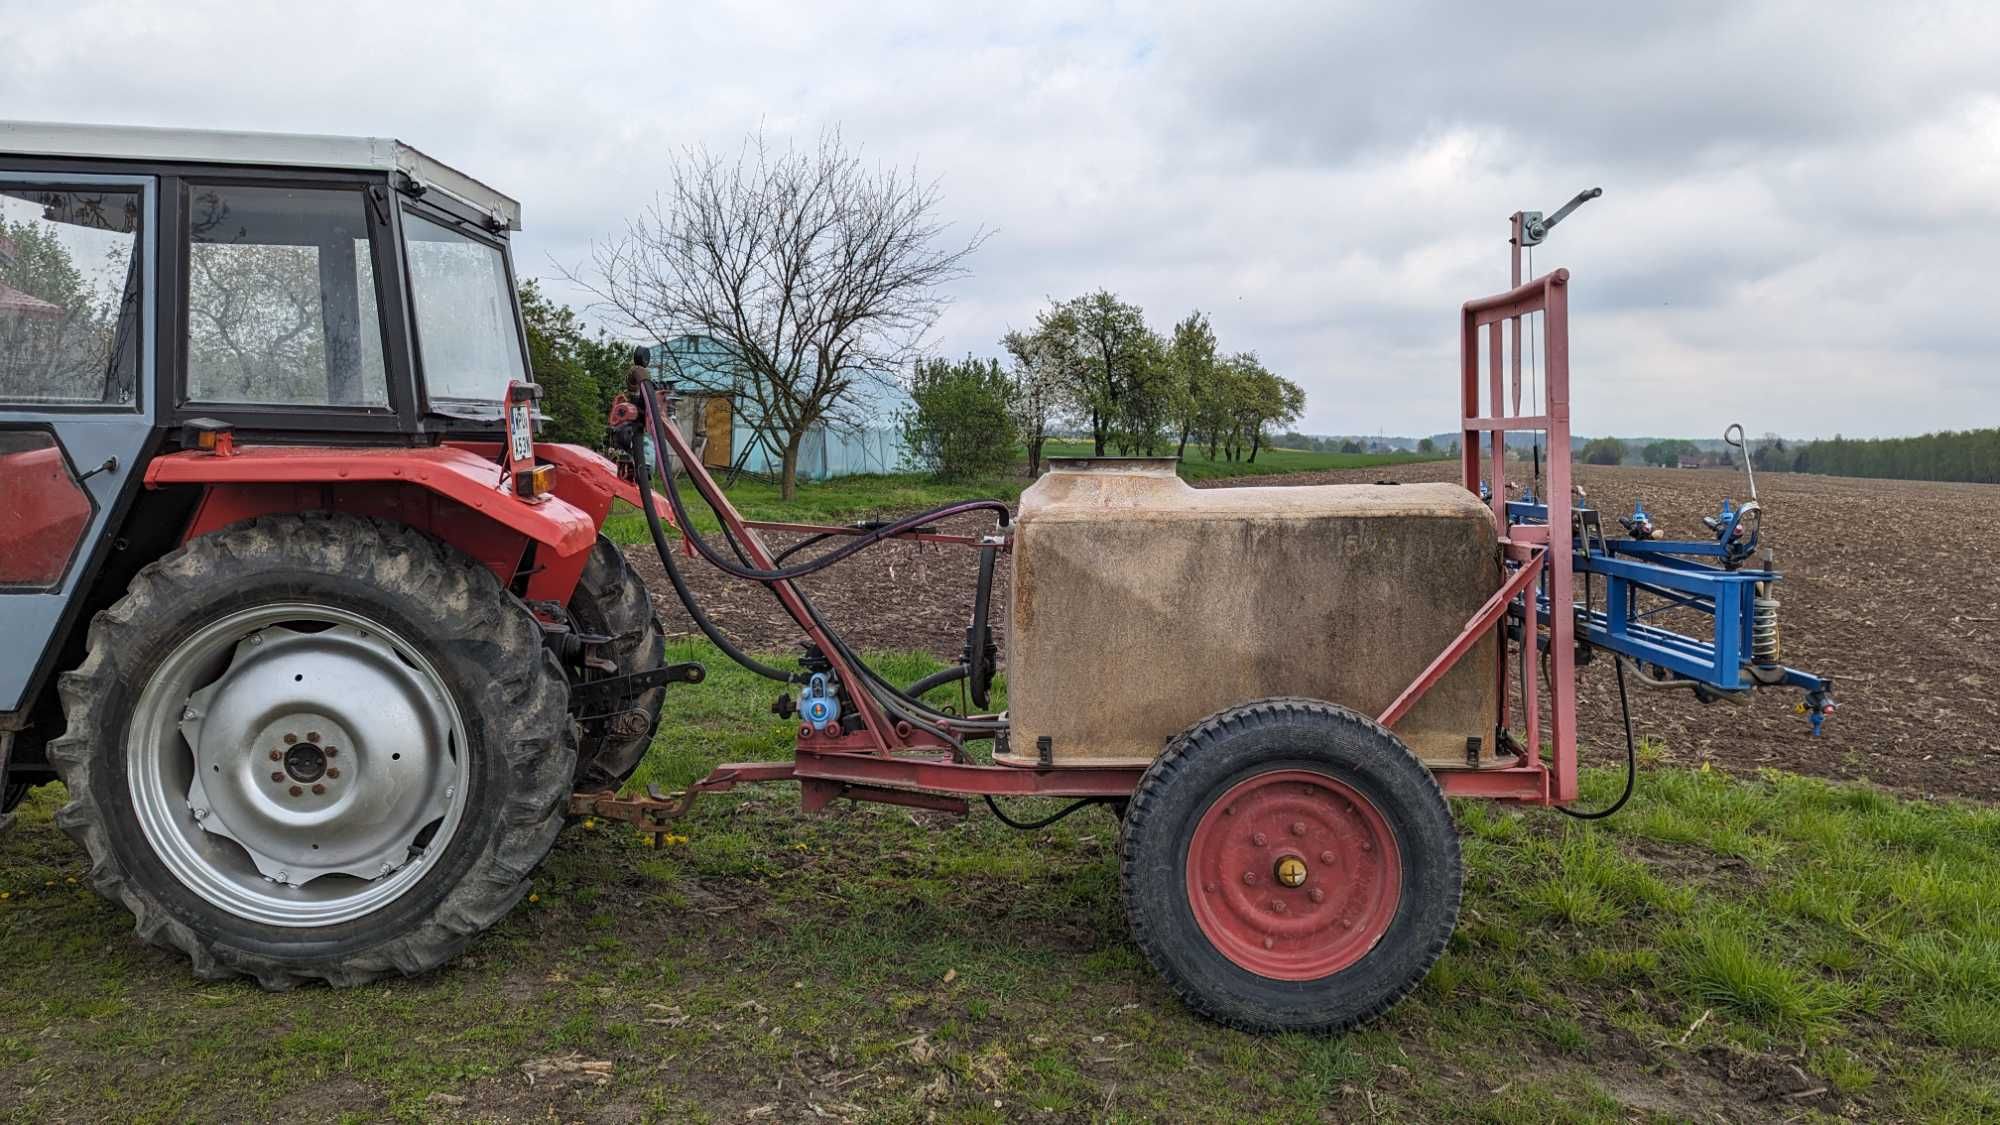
[1186,769,1402,980]
[130,605,471,927]
[282,741,327,783]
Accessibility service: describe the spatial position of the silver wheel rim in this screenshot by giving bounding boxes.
[128,602,471,928]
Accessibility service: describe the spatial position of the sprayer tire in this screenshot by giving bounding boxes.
[568,536,667,788]
[1120,697,1460,1033]
[47,514,574,988]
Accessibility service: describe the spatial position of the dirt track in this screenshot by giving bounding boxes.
[636,462,2000,801]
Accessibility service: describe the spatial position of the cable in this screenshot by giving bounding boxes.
[983,795,1099,830]
[1557,656,1638,820]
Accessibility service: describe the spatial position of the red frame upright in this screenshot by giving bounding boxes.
[1441,220,1577,804]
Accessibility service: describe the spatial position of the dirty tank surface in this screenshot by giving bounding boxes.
[1001,458,1500,768]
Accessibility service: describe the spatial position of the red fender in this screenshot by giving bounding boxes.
[147,444,597,598]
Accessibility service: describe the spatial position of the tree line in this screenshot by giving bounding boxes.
[1554,430,1999,485]
[1781,429,2000,484]
[901,294,1303,481]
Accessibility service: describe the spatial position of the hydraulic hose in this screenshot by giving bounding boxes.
[905,664,969,699]
[634,388,1006,736]
[631,407,802,685]
[642,400,1008,584]
[984,795,1100,831]
[1557,656,1638,820]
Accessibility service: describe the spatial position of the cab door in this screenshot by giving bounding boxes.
[0,173,155,713]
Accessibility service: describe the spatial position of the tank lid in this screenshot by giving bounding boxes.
[1044,456,1180,476]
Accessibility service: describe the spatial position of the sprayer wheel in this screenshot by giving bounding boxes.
[1120,698,1461,1033]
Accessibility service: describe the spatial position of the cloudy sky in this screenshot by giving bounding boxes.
[6,1,1996,438]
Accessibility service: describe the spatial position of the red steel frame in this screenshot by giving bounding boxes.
[592,262,1583,820]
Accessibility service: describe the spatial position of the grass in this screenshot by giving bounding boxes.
[601,442,1443,546]
[1,643,1997,1120]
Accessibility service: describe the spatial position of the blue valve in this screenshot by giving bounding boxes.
[800,673,841,732]
[1619,500,1656,540]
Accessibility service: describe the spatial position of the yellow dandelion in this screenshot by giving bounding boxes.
[528,892,541,903]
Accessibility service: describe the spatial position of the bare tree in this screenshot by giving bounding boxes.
[578,129,985,498]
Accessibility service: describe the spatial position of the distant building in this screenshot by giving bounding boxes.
[648,334,908,480]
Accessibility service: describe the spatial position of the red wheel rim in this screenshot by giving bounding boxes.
[1185,769,1402,980]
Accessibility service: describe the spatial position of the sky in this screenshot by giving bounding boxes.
[5,0,1996,439]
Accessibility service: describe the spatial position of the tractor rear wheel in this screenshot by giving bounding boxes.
[567,535,666,789]
[1120,698,1461,1033]
[48,514,574,988]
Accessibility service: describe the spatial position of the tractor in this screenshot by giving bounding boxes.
[0,126,1831,1031]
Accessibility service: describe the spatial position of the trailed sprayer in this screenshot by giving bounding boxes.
[0,128,1830,1030]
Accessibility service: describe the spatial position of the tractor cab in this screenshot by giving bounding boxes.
[0,121,529,440]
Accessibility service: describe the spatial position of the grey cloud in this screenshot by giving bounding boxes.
[1,0,1993,438]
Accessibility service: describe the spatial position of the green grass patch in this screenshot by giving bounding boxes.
[1,643,1996,1120]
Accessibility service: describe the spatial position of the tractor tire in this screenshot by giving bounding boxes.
[1120,698,1461,1033]
[48,513,574,988]
[566,535,667,789]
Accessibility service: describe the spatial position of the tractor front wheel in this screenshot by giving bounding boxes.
[48,514,574,988]
[1120,698,1461,1033]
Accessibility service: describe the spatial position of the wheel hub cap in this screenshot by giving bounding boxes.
[131,605,470,927]
[1186,769,1402,980]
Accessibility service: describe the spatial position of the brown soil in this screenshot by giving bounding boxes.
[635,462,2000,801]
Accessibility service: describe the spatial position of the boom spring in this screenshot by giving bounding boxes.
[1752,594,1782,665]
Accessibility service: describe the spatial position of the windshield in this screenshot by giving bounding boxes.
[402,211,525,405]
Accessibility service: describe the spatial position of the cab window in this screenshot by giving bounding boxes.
[184,184,387,406]
[0,185,142,405]
[401,211,525,406]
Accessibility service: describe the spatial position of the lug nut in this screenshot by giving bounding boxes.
[324,747,338,758]
[326,767,340,779]
[1242,871,1258,885]
[289,785,303,797]
[271,771,285,782]
[312,783,326,795]
[268,749,282,761]
[306,732,320,744]
[1309,888,1325,903]
[1320,851,1335,864]
[1252,832,1268,847]
[283,733,298,744]
[1290,821,1306,836]
[1271,900,1287,914]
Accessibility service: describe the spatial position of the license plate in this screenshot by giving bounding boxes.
[509,404,533,461]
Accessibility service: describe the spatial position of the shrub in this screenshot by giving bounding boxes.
[900,355,1018,482]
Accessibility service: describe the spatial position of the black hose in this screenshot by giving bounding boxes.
[637,391,1005,733]
[643,402,1008,584]
[774,531,837,564]
[967,544,996,710]
[1557,656,1637,820]
[906,664,969,699]
[633,397,802,685]
[983,795,1099,830]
